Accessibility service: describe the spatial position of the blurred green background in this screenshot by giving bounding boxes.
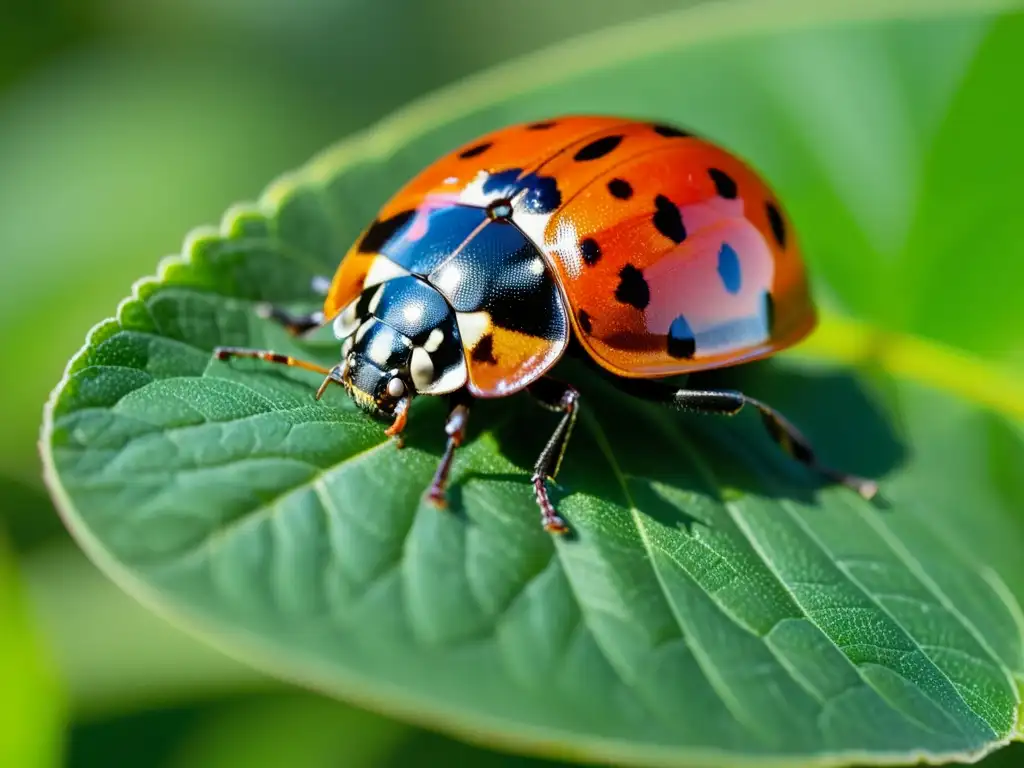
[4,2,1023,767]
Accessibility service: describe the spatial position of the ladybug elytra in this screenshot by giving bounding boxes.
[215,115,877,532]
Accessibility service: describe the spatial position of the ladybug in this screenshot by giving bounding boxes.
[214,115,877,533]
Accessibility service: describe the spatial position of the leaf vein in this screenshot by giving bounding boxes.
[778,497,996,737]
[846,492,1017,698]
[582,410,776,744]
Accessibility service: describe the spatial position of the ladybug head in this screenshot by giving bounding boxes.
[340,355,411,420]
[319,317,414,421]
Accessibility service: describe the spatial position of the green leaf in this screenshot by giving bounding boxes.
[41,1,1024,766]
[0,535,65,768]
[0,44,354,480]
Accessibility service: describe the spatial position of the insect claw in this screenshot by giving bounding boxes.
[543,516,570,535]
[853,478,879,501]
[384,397,411,444]
[314,375,332,401]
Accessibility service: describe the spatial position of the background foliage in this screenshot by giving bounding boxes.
[7,1,1024,766]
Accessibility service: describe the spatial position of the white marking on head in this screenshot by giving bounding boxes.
[410,348,435,390]
[354,318,374,344]
[342,335,354,356]
[419,356,468,394]
[457,311,491,348]
[367,329,393,365]
[386,377,406,398]
[424,327,445,353]
[333,300,361,339]
[367,286,384,315]
[364,257,409,287]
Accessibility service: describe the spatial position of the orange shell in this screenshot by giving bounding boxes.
[325,115,816,391]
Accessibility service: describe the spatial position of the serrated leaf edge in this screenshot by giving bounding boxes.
[38,0,1024,765]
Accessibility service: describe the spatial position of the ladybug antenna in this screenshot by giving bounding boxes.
[315,374,332,401]
[315,358,351,401]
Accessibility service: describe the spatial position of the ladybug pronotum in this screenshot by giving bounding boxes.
[215,115,877,533]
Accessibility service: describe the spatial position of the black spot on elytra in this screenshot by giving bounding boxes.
[357,210,415,253]
[471,333,497,364]
[615,264,650,310]
[527,121,557,130]
[607,178,633,199]
[458,142,492,159]
[766,201,786,247]
[574,135,623,161]
[580,238,601,266]
[482,167,522,193]
[653,195,686,244]
[666,314,696,359]
[762,290,775,332]
[652,123,691,138]
[708,168,738,199]
[577,309,592,334]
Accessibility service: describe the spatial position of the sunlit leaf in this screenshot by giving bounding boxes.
[41,2,1024,765]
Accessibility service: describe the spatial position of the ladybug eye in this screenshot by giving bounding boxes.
[386,377,406,398]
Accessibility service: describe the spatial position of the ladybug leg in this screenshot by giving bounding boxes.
[310,275,331,295]
[252,276,330,336]
[425,398,471,508]
[608,378,878,500]
[385,396,412,448]
[526,378,579,534]
[674,389,878,498]
[212,346,331,377]
[255,304,325,337]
